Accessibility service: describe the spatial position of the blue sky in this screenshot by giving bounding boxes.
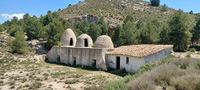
[0,0,199,24]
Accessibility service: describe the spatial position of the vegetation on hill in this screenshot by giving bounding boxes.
[0,0,199,52]
[58,0,186,25]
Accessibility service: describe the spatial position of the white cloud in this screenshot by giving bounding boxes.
[1,13,25,20]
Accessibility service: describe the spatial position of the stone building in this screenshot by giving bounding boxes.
[46,28,173,73]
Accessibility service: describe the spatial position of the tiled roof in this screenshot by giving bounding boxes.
[106,45,173,57]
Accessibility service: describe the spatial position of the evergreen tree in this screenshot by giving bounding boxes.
[136,20,144,29]
[77,19,90,33]
[11,16,18,25]
[191,19,200,44]
[24,16,42,40]
[45,19,65,49]
[112,24,122,45]
[168,10,192,52]
[121,21,137,45]
[159,24,170,44]
[11,30,29,54]
[150,0,160,6]
[124,15,134,24]
[189,10,193,14]
[88,23,102,41]
[8,24,23,36]
[40,11,53,26]
[98,17,108,35]
[140,22,159,44]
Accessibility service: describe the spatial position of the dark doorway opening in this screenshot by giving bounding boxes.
[116,56,120,70]
[84,39,88,47]
[73,57,76,65]
[70,38,73,46]
[57,56,60,63]
[92,59,96,67]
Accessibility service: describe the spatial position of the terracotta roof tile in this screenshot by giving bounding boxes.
[106,45,173,57]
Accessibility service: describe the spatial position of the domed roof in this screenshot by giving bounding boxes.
[94,35,114,49]
[60,28,77,46]
[76,34,93,47]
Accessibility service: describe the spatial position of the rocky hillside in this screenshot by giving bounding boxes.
[58,0,181,26]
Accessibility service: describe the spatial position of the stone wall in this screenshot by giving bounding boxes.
[46,46,110,70]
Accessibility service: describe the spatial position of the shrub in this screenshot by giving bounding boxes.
[64,79,79,84]
[171,58,193,69]
[189,45,200,51]
[9,30,29,54]
[189,48,196,52]
[170,74,200,90]
[186,53,191,58]
[128,64,184,89]
[29,82,42,89]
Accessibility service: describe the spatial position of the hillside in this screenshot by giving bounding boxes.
[58,0,180,26]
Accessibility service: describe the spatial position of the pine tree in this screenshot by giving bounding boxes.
[124,15,134,24]
[140,22,159,44]
[189,10,193,14]
[45,19,65,49]
[168,10,192,52]
[88,23,102,41]
[150,0,160,6]
[11,30,29,54]
[159,24,170,44]
[77,19,90,34]
[112,24,122,45]
[191,18,200,44]
[24,16,42,40]
[98,17,108,35]
[121,21,137,45]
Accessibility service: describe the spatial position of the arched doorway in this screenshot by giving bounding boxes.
[70,38,73,46]
[84,39,88,47]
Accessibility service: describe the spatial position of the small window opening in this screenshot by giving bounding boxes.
[70,38,73,46]
[126,57,129,64]
[84,38,88,47]
[92,59,96,67]
[73,57,76,65]
[57,56,60,63]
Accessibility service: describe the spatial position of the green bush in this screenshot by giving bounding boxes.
[9,30,29,54]
[186,53,191,58]
[189,48,196,52]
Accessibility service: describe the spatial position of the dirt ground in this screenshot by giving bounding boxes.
[0,46,121,90]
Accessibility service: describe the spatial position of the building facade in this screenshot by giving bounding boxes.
[46,28,173,73]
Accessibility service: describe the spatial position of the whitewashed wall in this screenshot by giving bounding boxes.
[106,47,173,73]
[106,55,145,73]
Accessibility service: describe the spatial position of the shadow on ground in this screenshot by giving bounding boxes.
[45,59,129,77]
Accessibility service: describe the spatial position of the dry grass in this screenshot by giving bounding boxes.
[0,44,121,90]
[128,58,200,90]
